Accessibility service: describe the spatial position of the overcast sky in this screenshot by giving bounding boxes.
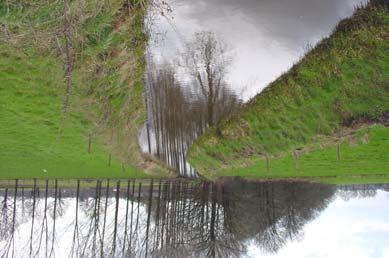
[247,190,389,258]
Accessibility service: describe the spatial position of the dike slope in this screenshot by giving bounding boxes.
[188,0,389,184]
[0,0,171,179]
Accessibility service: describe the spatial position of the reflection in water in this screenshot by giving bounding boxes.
[142,33,241,175]
[1,180,388,257]
[147,0,368,99]
[141,0,367,175]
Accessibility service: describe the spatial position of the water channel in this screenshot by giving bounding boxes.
[139,0,368,176]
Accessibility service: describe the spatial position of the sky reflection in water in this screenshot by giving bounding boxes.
[140,0,368,175]
[149,0,368,100]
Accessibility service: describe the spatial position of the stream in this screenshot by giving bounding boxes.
[138,0,368,176]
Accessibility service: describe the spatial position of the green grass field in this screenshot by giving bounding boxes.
[0,45,148,179]
[0,0,173,179]
[205,125,389,184]
[188,0,389,184]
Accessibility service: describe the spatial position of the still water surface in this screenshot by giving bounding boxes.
[146,0,368,99]
[140,0,368,175]
[0,179,388,257]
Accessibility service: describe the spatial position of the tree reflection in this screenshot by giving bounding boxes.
[183,31,233,127]
[1,180,387,257]
[143,32,241,176]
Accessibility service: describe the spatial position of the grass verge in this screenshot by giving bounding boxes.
[0,0,172,179]
[188,0,389,184]
[0,45,149,179]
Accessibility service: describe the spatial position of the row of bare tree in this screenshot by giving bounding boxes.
[2,179,381,257]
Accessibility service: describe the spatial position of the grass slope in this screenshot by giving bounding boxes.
[0,0,169,179]
[0,45,147,179]
[188,0,389,183]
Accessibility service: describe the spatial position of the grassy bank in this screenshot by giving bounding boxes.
[188,0,389,184]
[0,1,171,179]
[204,125,389,184]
